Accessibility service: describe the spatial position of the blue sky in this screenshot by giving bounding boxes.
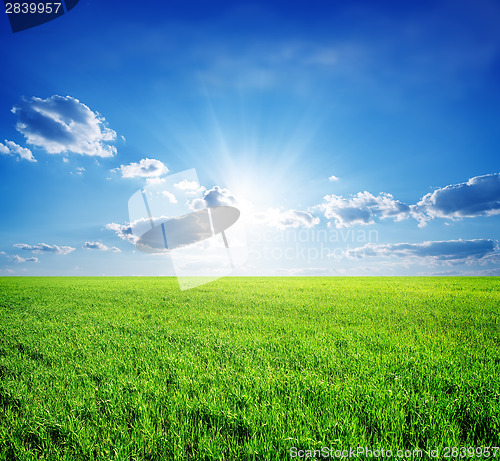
[0,0,499,276]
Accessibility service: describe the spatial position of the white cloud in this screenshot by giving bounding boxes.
[105,223,138,244]
[343,239,498,265]
[106,216,173,247]
[0,140,36,162]
[174,179,205,193]
[317,173,500,228]
[318,191,410,228]
[12,255,39,263]
[145,176,166,185]
[255,208,319,229]
[12,95,117,157]
[460,268,500,276]
[161,191,178,204]
[280,267,341,276]
[113,158,168,179]
[83,241,107,250]
[328,175,340,182]
[107,186,240,251]
[190,186,236,211]
[412,173,500,226]
[14,243,75,255]
[83,241,121,252]
[174,179,200,190]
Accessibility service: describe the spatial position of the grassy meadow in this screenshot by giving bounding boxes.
[0,277,499,459]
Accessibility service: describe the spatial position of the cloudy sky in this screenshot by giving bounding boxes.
[0,0,499,276]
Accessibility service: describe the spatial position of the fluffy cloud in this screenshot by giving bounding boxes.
[0,140,36,162]
[106,217,172,246]
[255,208,319,229]
[145,176,166,185]
[344,239,498,264]
[12,255,39,263]
[412,173,500,226]
[12,95,117,157]
[105,223,138,244]
[318,191,410,228]
[113,158,168,179]
[328,175,340,182]
[14,243,75,255]
[175,179,202,190]
[174,179,205,195]
[190,186,236,211]
[83,241,120,252]
[316,173,500,228]
[161,191,178,204]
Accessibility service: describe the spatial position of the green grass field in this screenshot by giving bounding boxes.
[0,277,499,460]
